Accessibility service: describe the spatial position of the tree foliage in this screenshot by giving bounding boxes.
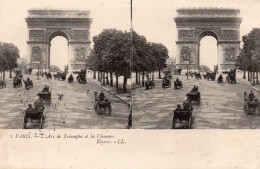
[0,42,20,71]
[237,28,260,72]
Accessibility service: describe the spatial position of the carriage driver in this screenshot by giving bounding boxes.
[99,90,105,101]
[176,77,180,83]
[42,85,49,92]
[218,74,223,82]
[191,85,198,93]
[249,90,255,101]
[174,104,182,112]
[26,104,34,112]
[34,95,44,113]
[183,98,192,110]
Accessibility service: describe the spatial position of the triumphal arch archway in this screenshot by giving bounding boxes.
[174,8,242,72]
[26,10,92,71]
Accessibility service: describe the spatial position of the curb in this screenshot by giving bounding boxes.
[237,78,260,93]
[87,78,130,105]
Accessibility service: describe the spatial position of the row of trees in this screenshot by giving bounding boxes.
[0,42,20,80]
[236,28,260,86]
[86,29,168,93]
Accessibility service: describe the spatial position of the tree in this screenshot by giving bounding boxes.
[149,42,168,79]
[237,28,260,85]
[0,42,20,80]
[91,29,131,93]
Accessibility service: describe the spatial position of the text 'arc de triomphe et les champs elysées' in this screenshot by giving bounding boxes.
[25,10,92,71]
[174,8,242,72]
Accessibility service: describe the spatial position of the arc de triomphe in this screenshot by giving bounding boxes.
[174,8,242,72]
[25,10,92,71]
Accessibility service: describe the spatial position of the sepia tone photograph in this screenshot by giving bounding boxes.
[1,0,260,169]
[132,0,260,129]
[0,0,132,129]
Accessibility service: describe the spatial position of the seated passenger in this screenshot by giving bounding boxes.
[42,85,49,92]
[174,104,182,112]
[99,90,105,101]
[26,104,34,112]
[249,90,255,101]
[191,86,197,93]
[176,78,180,83]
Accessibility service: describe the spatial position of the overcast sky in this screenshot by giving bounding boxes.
[1,0,260,70]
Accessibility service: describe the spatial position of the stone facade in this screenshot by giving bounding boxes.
[25,10,92,71]
[174,8,242,71]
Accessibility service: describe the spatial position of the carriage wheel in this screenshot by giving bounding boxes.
[105,107,112,116]
[97,106,101,114]
[188,117,192,129]
[94,104,97,111]
[172,119,176,129]
[40,116,44,129]
[109,107,112,116]
[23,117,27,129]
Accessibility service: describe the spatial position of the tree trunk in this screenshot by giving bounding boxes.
[252,72,255,86]
[100,72,103,82]
[142,71,144,87]
[187,67,189,80]
[110,72,113,87]
[159,70,161,79]
[136,71,138,84]
[3,71,5,81]
[243,69,246,79]
[116,73,119,92]
[102,72,105,85]
[106,72,109,85]
[256,72,259,85]
[93,70,96,79]
[9,69,12,78]
[98,71,100,81]
[123,74,127,93]
[152,72,154,81]
[138,72,141,85]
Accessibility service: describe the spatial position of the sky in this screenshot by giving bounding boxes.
[1,0,260,70]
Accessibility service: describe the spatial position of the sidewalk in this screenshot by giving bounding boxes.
[87,77,131,105]
[236,71,260,93]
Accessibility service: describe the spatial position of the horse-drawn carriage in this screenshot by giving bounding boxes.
[145,79,155,90]
[77,73,86,84]
[94,92,112,115]
[217,75,224,83]
[162,77,171,88]
[174,79,182,89]
[38,91,51,105]
[68,74,74,83]
[163,70,172,79]
[15,70,23,79]
[172,107,194,129]
[173,69,182,75]
[0,80,6,89]
[226,73,236,84]
[186,89,200,104]
[24,79,33,90]
[54,72,66,81]
[44,72,52,79]
[244,92,259,114]
[204,72,216,81]
[13,77,22,88]
[23,105,45,129]
[194,72,201,79]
